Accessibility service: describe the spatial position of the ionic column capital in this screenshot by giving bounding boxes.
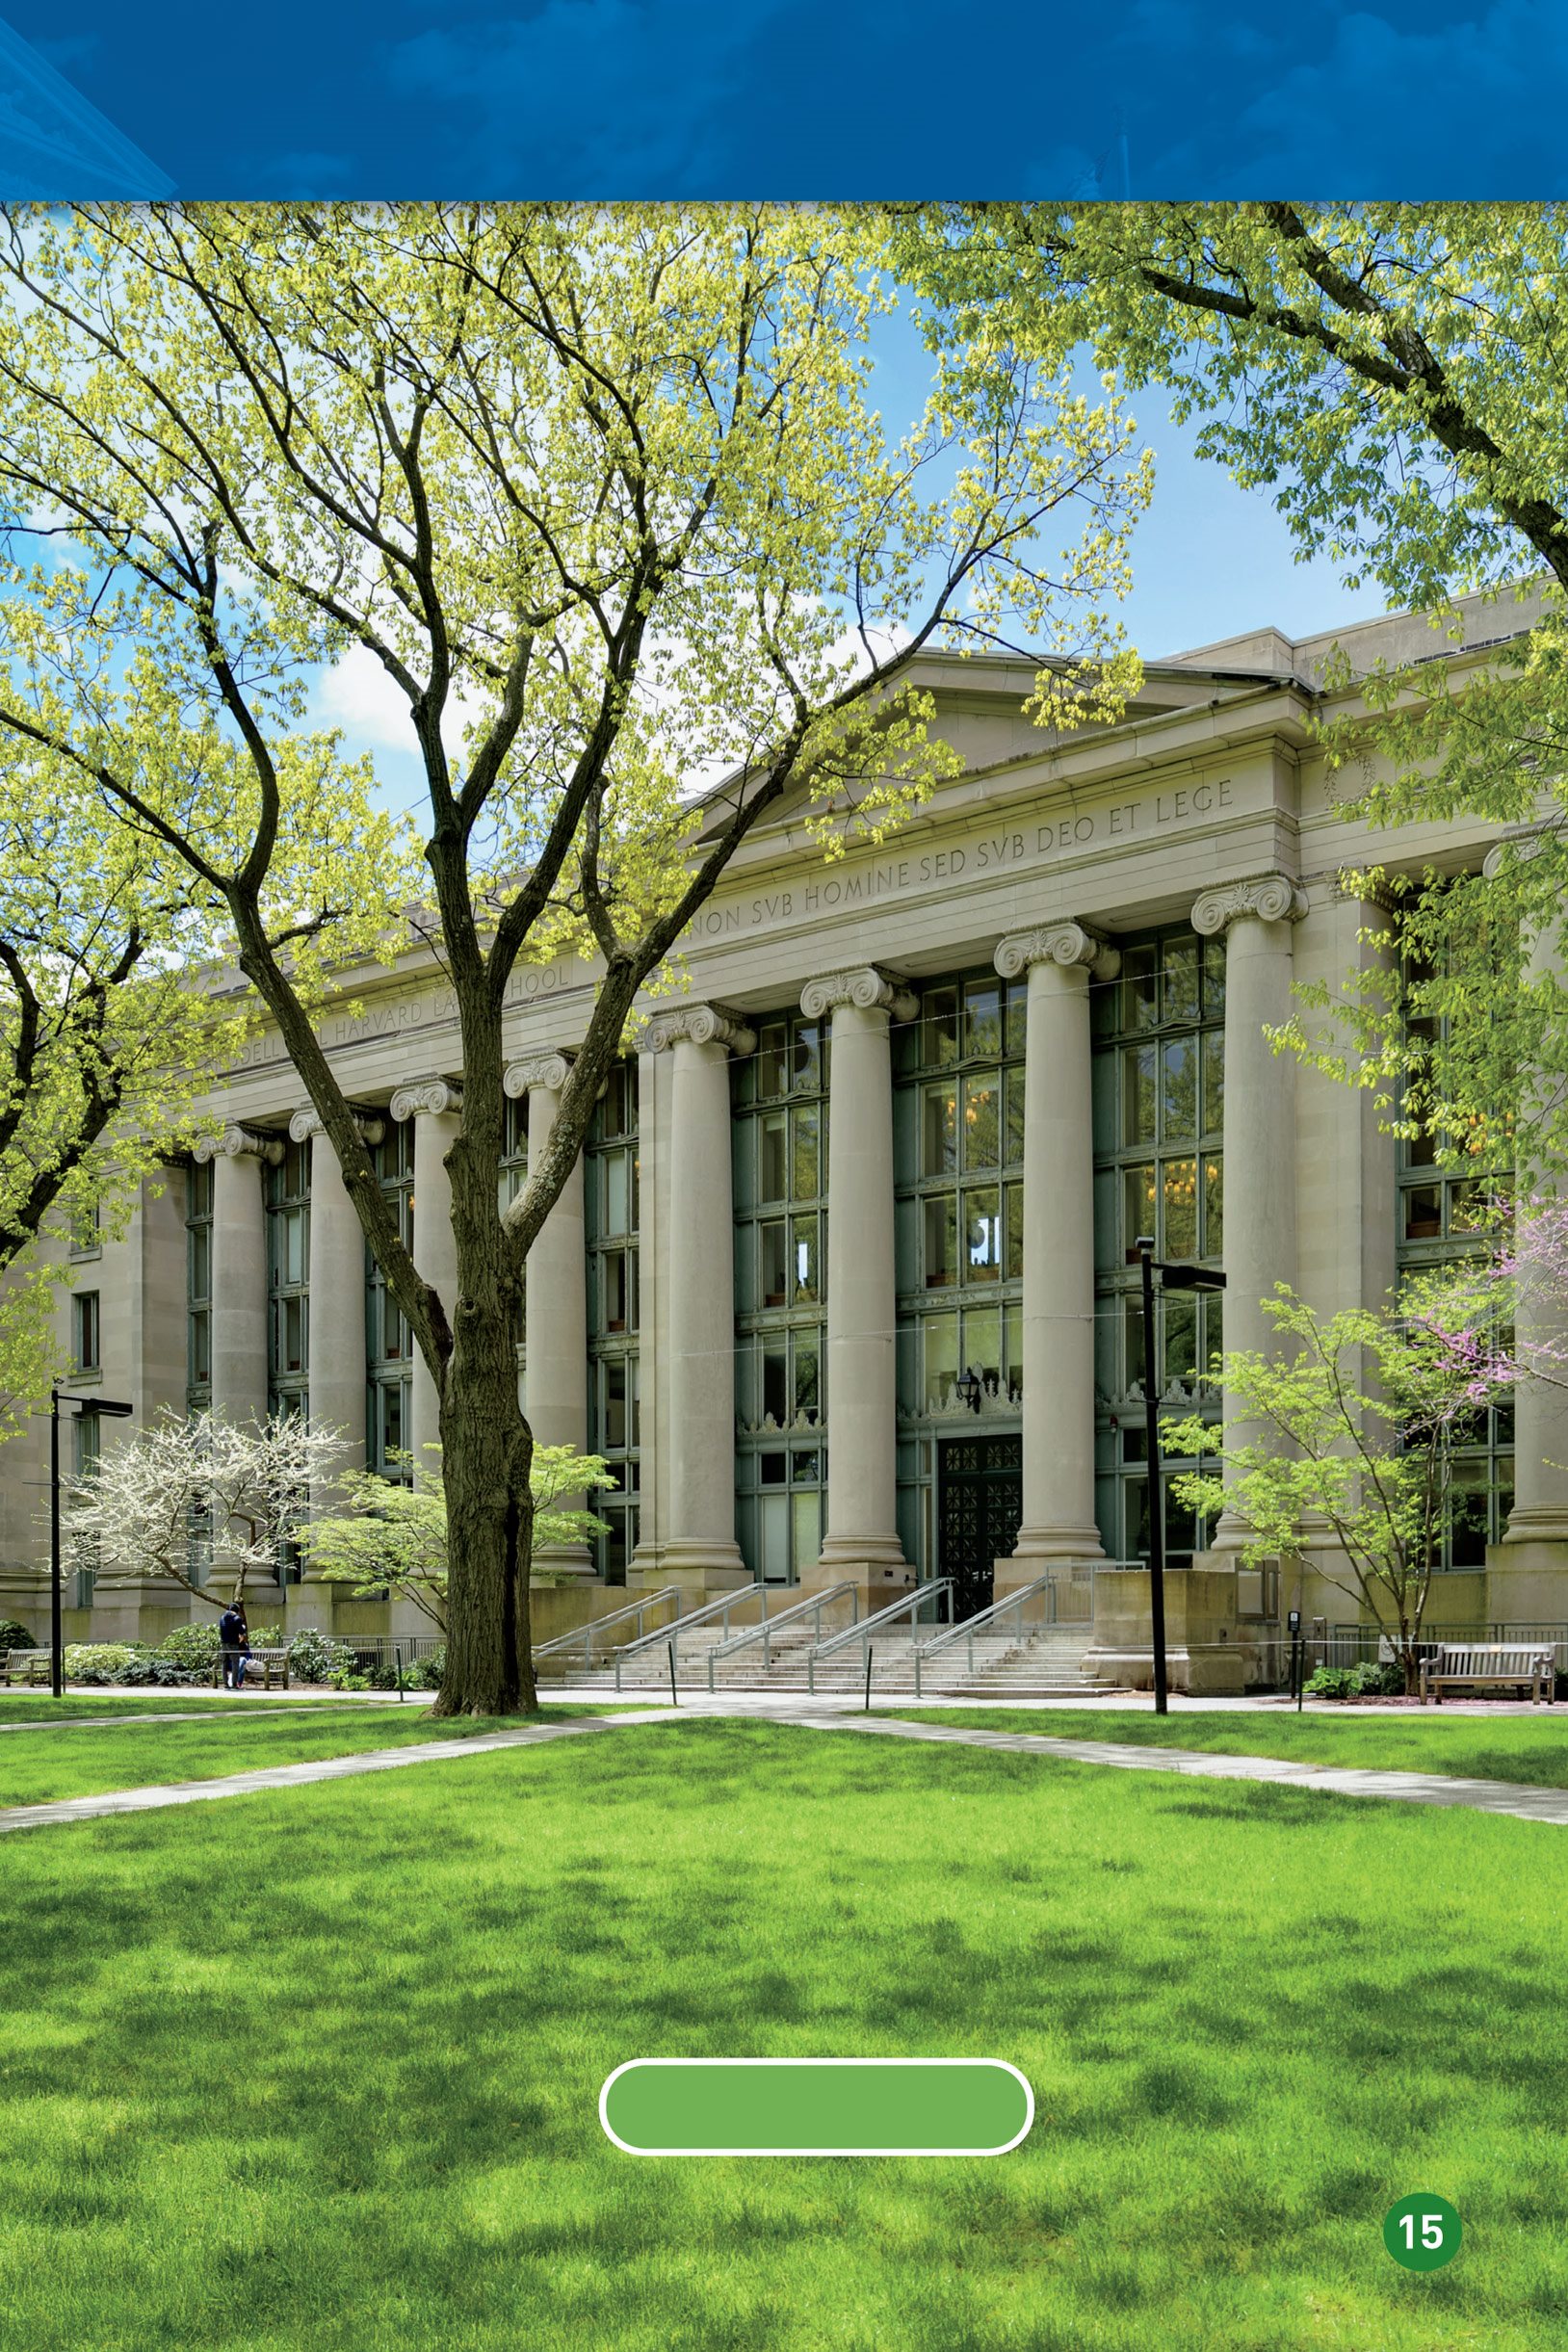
[193,1124,285,1167]
[1482,825,1554,878]
[994,922,1120,981]
[288,1106,386,1146]
[798,965,918,1023]
[645,1003,756,1056]
[503,1050,575,1099]
[388,1077,463,1122]
[1191,873,1309,935]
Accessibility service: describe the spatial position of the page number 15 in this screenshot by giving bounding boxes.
[1383,2192,1461,2271]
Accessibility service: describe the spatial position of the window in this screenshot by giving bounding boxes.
[187,1160,213,1409]
[587,1063,640,1581]
[367,1118,414,1482]
[1092,928,1226,1568]
[734,1013,828,1581]
[68,1198,100,1259]
[1397,928,1512,1568]
[266,1137,310,1424]
[72,1290,100,1375]
[891,972,1027,1576]
[895,972,1027,1421]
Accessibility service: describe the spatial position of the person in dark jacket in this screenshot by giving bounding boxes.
[218,1599,251,1690]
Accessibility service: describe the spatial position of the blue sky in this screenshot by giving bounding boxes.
[11,0,1568,200]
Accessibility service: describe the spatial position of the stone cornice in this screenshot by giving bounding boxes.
[1190,873,1309,935]
[503,1050,576,1098]
[797,965,919,1023]
[1482,825,1554,878]
[645,1003,757,1056]
[388,1077,463,1122]
[994,922,1121,981]
[288,1106,387,1146]
[193,1123,285,1167]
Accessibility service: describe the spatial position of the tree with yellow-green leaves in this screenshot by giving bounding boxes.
[0,748,245,1432]
[899,200,1568,1180]
[0,203,1150,1715]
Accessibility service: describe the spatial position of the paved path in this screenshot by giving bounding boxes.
[4,1703,1568,1836]
[0,1711,677,1835]
[780,1712,1568,1825]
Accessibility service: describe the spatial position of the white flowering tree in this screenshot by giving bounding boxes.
[64,1410,347,1608]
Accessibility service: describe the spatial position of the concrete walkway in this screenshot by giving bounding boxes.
[3,1702,1568,1837]
[0,1710,678,1836]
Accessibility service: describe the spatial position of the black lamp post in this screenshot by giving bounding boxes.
[1135,1239,1226,1716]
[50,1387,133,1697]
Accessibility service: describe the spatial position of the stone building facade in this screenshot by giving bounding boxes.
[6,588,1566,1678]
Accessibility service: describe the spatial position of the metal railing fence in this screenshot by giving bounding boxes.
[706,1583,858,1689]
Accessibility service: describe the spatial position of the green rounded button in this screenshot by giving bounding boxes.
[1383,2192,1462,2272]
[599,2058,1033,2156]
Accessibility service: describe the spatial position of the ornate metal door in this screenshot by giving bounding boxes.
[937,1435,1022,1621]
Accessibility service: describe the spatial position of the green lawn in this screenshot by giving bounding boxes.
[0,1706,640,1807]
[890,1707,1568,1787]
[0,1693,287,1723]
[1,1716,1564,2349]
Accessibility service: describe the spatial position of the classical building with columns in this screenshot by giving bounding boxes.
[5,587,1563,1681]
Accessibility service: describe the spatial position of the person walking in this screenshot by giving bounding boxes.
[218,1597,251,1690]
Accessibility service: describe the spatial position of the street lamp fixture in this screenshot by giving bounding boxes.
[954,1365,983,1415]
[1135,1238,1226,1716]
[49,1387,133,1698]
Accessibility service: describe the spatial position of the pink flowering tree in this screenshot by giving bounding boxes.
[1168,1275,1515,1693]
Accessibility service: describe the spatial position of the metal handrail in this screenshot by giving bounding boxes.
[706,1582,859,1689]
[911,1575,1053,1696]
[532,1587,682,1669]
[807,1580,954,1693]
[614,1582,769,1689]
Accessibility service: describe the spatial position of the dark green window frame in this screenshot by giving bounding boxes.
[733,1011,828,1583]
[1092,928,1226,1569]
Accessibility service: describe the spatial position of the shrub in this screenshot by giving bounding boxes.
[118,1653,205,1686]
[327,1669,373,1692]
[286,1629,358,1685]
[405,1647,446,1691]
[0,1617,37,1652]
[63,1641,140,1685]
[156,1623,222,1669]
[1303,1659,1405,1701]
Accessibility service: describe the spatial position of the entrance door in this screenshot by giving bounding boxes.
[937,1434,1022,1621]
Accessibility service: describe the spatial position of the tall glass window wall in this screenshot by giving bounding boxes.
[186,1160,213,1413]
[733,1012,827,1582]
[893,973,1027,1574]
[1092,930,1225,1565]
[367,1119,414,1480]
[1398,935,1513,1566]
[587,1061,640,1582]
[266,1138,310,1423]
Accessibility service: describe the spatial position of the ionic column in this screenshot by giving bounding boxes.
[389,1079,462,1474]
[504,1052,590,1576]
[194,1125,278,1428]
[800,966,916,1599]
[1492,835,1568,1572]
[289,1109,380,1474]
[1191,874,1308,1546]
[995,922,1120,1582]
[645,1004,754,1588]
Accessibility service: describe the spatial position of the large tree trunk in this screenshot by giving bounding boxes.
[436,1338,536,1715]
[431,1037,538,1718]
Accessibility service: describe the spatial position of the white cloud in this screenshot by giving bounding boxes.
[315,642,414,753]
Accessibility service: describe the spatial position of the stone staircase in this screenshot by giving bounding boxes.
[539,1611,1121,1699]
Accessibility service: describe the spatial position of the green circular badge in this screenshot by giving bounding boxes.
[1383,2193,1462,2272]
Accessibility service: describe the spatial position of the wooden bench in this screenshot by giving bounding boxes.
[0,1648,51,1686]
[1419,1643,1555,1707]
[210,1647,291,1692]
